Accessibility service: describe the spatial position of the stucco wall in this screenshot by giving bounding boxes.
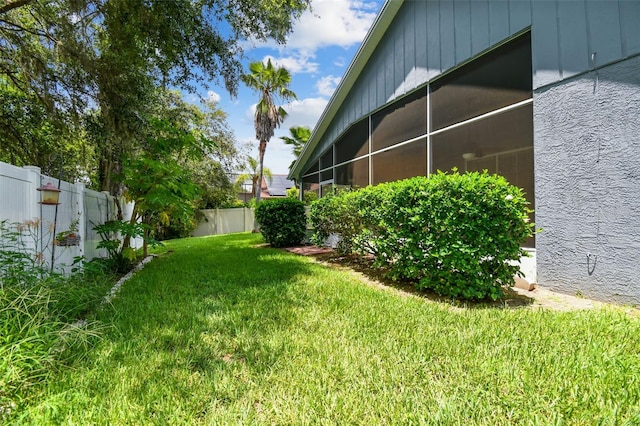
[534,55,640,305]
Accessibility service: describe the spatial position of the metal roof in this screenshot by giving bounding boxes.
[268,174,295,196]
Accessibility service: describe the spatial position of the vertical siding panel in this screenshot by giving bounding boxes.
[470,0,490,56]
[384,38,394,102]
[618,0,640,57]
[454,0,472,64]
[509,0,532,34]
[426,0,441,79]
[585,0,622,67]
[376,50,386,107]
[415,0,428,79]
[404,2,418,91]
[354,80,363,119]
[489,0,510,45]
[557,1,589,79]
[394,21,406,96]
[368,65,376,114]
[532,0,561,88]
[439,0,455,71]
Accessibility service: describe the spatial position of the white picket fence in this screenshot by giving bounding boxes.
[0,161,139,274]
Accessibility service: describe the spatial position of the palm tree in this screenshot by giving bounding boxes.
[234,156,272,201]
[241,59,296,204]
[280,125,311,169]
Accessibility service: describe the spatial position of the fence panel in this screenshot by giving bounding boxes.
[191,208,255,237]
[0,161,125,273]
[84,189,118,260]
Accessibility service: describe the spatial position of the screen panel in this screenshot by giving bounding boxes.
[430,32,532,131]
[372,138,427,185]
[372,88,427,152]
[335,158,369,188]
[335,119,369,164]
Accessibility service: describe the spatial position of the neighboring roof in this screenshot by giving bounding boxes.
[230,173,294,197]
[267,174,295,197]
[288,0,404,181]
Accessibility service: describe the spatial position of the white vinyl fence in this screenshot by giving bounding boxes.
[0,161,139,274]
[191,208,255,237]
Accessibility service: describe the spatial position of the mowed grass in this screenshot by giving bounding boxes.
[14,233,640,425]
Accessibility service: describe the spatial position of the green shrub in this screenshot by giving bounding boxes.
[308,172,534,300]
[383,172,532,300]
[255,198,307,248]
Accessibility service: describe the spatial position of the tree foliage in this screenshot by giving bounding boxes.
[0,0,310,192]
[281,125,310,170]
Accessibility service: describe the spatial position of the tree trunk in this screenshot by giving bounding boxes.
[253,139,267,232]
[255,139,267,204]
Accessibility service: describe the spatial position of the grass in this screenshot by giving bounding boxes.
[9,233,640,424]
[0,259,115,417]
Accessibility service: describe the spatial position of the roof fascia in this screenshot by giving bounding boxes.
[288,0,405,180]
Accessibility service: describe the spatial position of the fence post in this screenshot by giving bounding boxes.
[22,166,41,223]
[75,182,86,259]
[21,166,42,257]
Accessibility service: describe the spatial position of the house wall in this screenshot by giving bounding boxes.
[534,54,640,305]
[303,0,640,169]
[298,0,640,304]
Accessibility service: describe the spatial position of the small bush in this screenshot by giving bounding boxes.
[308,188,362,254]
[308,171,534,300]
[255,198,307,248]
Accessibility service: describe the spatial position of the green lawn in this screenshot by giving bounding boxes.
[14,233,640,424]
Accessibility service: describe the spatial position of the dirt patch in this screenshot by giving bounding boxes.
[284,245,634,312]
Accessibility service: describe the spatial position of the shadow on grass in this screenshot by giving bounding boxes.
[295,248,535,310]
[90,234,323,386]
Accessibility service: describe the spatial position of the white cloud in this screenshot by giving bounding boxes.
[284,0,379,51]
[316,75,341,97]
[244,97,328,130]
[248,0,379,53]
[282,97,329,129]
[262,53,319,74]
[333,56,347,67]
[207,90,221,103]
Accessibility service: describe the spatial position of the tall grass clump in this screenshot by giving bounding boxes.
[309,171,533,300]
[0,220,113,418]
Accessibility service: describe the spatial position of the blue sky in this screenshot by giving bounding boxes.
[192,0,385,175]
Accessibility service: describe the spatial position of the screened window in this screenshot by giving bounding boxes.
[335,119,369,164]
[430,32,532,131]
[320,168,333,182]
[303,161,319,175]
[372,138,427,185]
[335,158,369,188]
[431,104,532,175]
[371,88,427,152]
[302,173,319,195]
[320,148,333,169]
[431,104,534,246]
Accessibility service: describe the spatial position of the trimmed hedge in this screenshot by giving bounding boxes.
[255,198,307,248]
[309,171,534,300]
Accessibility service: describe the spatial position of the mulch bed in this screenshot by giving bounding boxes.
[284,245,334,256]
